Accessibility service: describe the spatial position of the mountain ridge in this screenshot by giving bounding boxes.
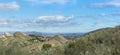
[0,25,120,55]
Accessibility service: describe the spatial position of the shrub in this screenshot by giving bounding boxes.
[42,44,52,50]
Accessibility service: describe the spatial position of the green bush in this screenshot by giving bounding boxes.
[42,44,52,50]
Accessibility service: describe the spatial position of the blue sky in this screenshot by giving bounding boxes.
[0,0,120,33]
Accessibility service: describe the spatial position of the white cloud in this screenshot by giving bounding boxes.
[99,13,108,17]
[25,0,39,2]
[34,15,74,22]
[41,0,69,4]
[91,0,120,7]
[0,1,20,10]
[25,0,69,4]
[28,15,75,27]
[0,19,8,25]
[0,15,75,28]
[98,12,120,17]
[111,12,120,16]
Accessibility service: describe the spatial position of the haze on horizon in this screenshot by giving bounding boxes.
[0,0,120,33]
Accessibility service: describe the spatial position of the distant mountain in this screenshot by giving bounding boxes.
[59,33,85,39]
[0,31,85,39]
[1,26,120,55]
[23,32,85,39]
[23,31,43,35]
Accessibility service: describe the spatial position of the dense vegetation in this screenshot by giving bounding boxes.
[0,26,120,55]
[65,26,120,55]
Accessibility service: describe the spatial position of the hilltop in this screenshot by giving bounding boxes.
[0,25,120,55]
[0,32,68,55]
[65,26,120,55]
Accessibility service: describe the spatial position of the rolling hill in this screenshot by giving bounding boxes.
[65,26,120,55]
[0,25,120,55]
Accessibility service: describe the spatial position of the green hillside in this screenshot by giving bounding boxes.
[0,32,68,55]
[0,26,120,55]
[65,26,120,55]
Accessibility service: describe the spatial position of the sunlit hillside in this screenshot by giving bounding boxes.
[0,26,120,55]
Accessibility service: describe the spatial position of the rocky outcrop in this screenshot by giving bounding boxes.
[0,32,13,39]
[3,32,13,37]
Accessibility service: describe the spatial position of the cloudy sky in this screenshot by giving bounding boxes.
[0,0,120,33]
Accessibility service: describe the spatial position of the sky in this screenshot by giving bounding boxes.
[0,0,120,33]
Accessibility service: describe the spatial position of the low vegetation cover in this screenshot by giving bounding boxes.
[0,26,120,55]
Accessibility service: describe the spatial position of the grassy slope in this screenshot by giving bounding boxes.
[0,32,68,55]
[0,26,120,55]
[65,26,120,55]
